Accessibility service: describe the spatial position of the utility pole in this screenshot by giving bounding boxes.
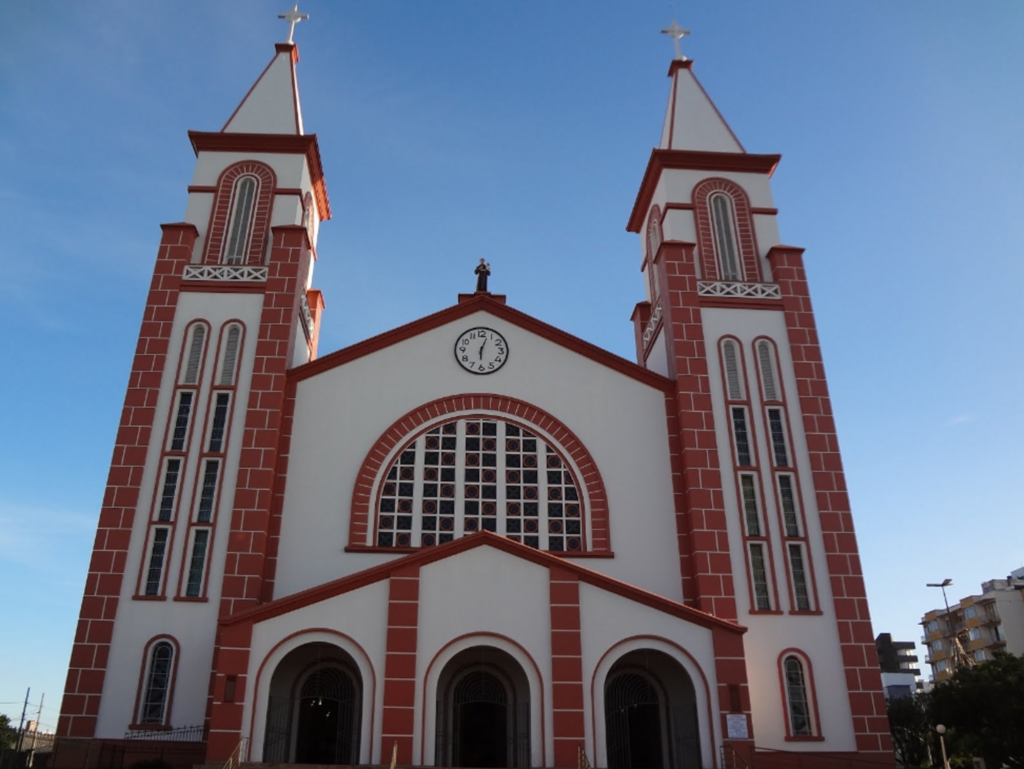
[15,687,29,752]
[29,693,44,751]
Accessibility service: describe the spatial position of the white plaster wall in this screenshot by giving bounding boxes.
[417,548,552,766]
[646,328,670,378]
[96,292,264,736]
[276,309,683,602]
[245,579,390,763]
[700,307,855,751]
[578,583,719,767]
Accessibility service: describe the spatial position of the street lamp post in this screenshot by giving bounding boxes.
[936,724,950,769]
[927,578,956,672]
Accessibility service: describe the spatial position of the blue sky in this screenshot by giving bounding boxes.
[1,2,1022,729]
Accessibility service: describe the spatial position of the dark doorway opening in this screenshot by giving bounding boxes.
[453,672,509,768]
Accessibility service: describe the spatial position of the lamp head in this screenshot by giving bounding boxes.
[936,724,947,735]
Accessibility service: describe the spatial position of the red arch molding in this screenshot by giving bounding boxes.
[692,177,761,283]
[348,394,611,554]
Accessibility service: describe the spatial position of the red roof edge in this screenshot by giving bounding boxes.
[222,531,746,635]
[288,293,672,391]
[626,149,781,233]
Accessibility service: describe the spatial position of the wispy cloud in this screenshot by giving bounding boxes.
[946,414,973,426]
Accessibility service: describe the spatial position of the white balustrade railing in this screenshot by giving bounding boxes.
[697,281,781,299]
[182,265,268,282]
[642,303,663,347]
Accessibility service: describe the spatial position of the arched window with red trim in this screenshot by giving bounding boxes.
[203,161,276,266]
[779,651,819,738]
[136,637,178,726]
[692,178,761,283]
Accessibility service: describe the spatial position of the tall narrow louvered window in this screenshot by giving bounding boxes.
[182,326,206,385]
[739,474,762,536]
[140,641,174,724]
[778,475,801,537]
[731,407,752,467]
[219,325,241,385]
[710,193,741,281]
[224,177,258,264]
[196,460,220,523]
[788,544,812,611]
[768,408,790,467]
[749,543,772,610]
[757,341,779,401]
[157,459,182,522]
[169,392,194,452]
[784,656,813,736]
[185,530,210,598]
[721,340,744,400]
[208,393,231,453]
[144,528,170,596]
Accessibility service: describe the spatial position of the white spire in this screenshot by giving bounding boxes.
[221,45,304,135]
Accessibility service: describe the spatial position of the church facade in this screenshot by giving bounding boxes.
[58,31,893,769]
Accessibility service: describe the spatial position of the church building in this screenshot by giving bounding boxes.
[58,16,893,769]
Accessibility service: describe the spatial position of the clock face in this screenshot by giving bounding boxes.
[454,327,508,374]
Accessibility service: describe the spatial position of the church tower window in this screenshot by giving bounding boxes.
[223,177,258,264]
[710,193,741,281]
[374,417,585,551]
[182,325,206,385]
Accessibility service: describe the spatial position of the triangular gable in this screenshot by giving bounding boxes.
[222,531,745,636]
[290,293,672,391]
[222,43,303,135]
[661,61,744,153]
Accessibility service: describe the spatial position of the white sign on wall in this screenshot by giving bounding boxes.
[726,713,749,740]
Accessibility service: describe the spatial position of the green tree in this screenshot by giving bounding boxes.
[887,693,931,767]
[0,714,16,750]
[929,651,1024,769]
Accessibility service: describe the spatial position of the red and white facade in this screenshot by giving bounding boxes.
[58,41,893,769]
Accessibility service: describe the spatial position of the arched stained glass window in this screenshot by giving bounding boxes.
[375,417,584,552]
[224,176,258,264]
[139,641,174,725]
[783,655,813,737]
[710,193,742,281]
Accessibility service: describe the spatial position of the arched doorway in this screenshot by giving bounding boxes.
[604,650,701,769]
[435,647,530,768]
[263,642,362,764]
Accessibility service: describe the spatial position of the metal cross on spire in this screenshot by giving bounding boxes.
[660,20,691,61]
[278,3,309,44]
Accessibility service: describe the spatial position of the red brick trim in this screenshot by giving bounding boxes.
[382,565,419,765]
[348,394,611,553]
[58,223,198,738]
[692,178,761,283]
[549,567,585,768]
[188,131,331,221]
[654,241,738,620]
[201,162,276,266]
[206,621,255,761]
[225,531,746,635]
[767,245,893,756]
[627,150,781,233]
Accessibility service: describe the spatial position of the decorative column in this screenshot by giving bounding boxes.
[549,567,586,767]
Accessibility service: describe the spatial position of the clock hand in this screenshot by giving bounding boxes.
[478,339,487,360]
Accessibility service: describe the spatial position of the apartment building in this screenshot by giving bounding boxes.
[921,568,1024,682]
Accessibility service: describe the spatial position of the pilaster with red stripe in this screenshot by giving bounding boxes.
[58,223,198,737]
[654,241,738,620]
[549,566,585,767]
[382,564,420,764]
[767,245,892,755]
